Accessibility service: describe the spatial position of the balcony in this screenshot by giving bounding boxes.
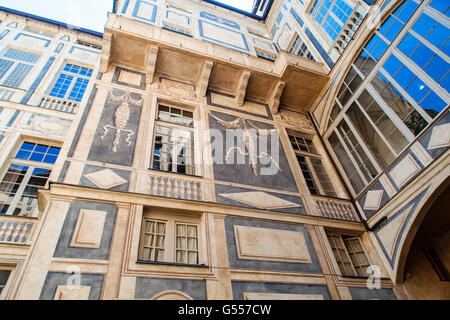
[38,96,79,114]
[312,196,360,222]
[0,216,36,245]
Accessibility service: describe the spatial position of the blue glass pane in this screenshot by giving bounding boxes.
[0,59,14,80]
[34,144,48,153]
[32,168,50,175]
[430,0,450,17]
[29,152,44,162]
[11,164,29,171]
[420,91,447,116]
[412,14,436,38]
[48,147,61,155]
[398,33,420,56]
[15,150,31,160]
[384,18,404,42]
[397,0,418,23]
[439,74,449,92]
[410,44,434,68]
[393,66,415,88]
[424,55,449,83]
[43,155,58,164]
[383,55,403,76]
[21,142,35,151]
[406,78,428,102]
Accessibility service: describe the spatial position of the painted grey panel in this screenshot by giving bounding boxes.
[225,217,322,273]
[40,272,104,300]
[374,186,430,267]
[87,88,142,167]
[53,200,117,260]
[348,287,397,300]
[231,281,331,300]
[215,184,306,215]
[67,86,98,158]
[135,277,207,300]
[209,111,299,193]
[358,180,391,220]
[419,110,449,160]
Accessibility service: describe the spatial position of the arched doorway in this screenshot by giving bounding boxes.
[398,181,450,299]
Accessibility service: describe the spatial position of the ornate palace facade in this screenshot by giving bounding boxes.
[0,0,448,300]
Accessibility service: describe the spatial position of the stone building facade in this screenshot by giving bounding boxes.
[0,0,448,300]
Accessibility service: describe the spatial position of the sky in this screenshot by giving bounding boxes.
[215,0,254,12]
[0,0,114,33]
[0,1,256,34]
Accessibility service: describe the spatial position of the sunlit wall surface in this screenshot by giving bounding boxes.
[325,0,449,194]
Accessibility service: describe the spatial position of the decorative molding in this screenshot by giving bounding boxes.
[145,45,159,84]
[70,209,107,249]
[219,191,300,210]
[268,81,285,114]
[428,123,450,150]
[244,292,323,300]
[235,71,251,106]
[363,190,384,211]
[100,91,143,153]
[234,225,312,263]
[83,169,128,189]
[54,286,91,300]
[198,61,213,97]
[389,154,421,188]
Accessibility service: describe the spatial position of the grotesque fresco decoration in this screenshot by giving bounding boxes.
[208,110,299,193]
[208,112,281,176]
[87,89,143,167]
[100,91,143,153]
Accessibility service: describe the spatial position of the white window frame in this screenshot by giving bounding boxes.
[0,47,40,89]
[150,103,200,176]
[138,210,206,266]
[324,0,450,196]
[46,61,94,102]
[0,140,60,217]
[288,132,338,197]
[326,233,372,278]
[0,265,14,300]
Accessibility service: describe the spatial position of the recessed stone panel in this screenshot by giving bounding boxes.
[234,225,312,263]
[54,286,91,300]
[70,209,107,249]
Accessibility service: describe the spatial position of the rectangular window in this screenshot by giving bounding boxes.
[289,134,337,197]
[49,63,93,102]
[289,35,316,61]
[0,48,40,88]
[0,267,12,297]
[346,103,395,169]
[139,211,202,265]
[151,104,196,175]
[327,234,371,277]
[310,0,352,41]
[0,142,60,217]
[329,132,366,193]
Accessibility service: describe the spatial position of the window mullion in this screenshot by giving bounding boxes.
[342,114,384,173]
[353,99,400,157]
[392,49,450,102]
[378,67,434,123]
[5,165,34,216]
[365,83,417,142]
[333,128,370,186]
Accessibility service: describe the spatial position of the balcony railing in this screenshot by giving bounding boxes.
[312,196,360,222]
[145,171,205,201]
[0,217,35,245]
[39,96,79,114]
